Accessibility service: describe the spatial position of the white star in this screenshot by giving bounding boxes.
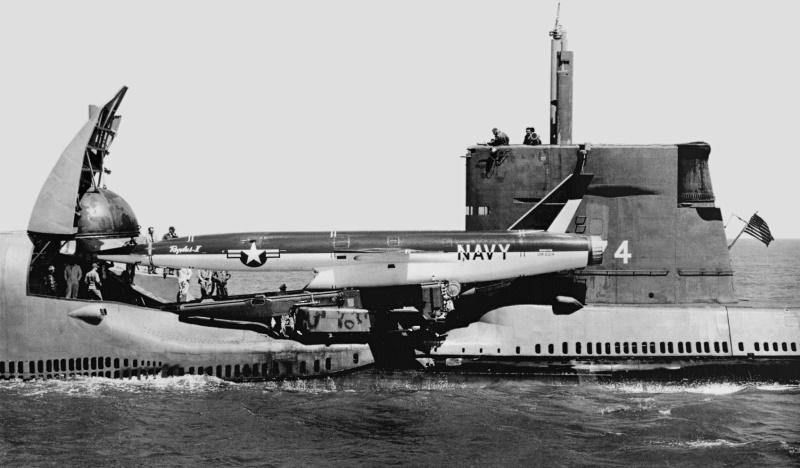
[243,242,264,265]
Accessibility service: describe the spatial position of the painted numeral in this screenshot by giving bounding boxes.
[614,240,632,264]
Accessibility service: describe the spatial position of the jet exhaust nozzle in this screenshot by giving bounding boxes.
[588,236,606,266]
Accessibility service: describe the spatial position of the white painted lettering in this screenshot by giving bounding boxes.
[169,245,202,254]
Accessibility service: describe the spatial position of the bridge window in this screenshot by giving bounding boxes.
[754,342,760,351]
[478,206,490,216]
[686,342,692,353]
[596,343,602,355]
[738,342,744,352]
[325,357,332,371]
[783,342,788,352]
[465,206,473,216]
[696,342,702,353]
[650,342,656,354]
[714,342,720,353]
[615,342,620,354]
[667,342,674,354]
[623,342,629,354]
[516,346,521,354]
[703,342,710,353]
[300,361,307,374]
[586,342,592,354]
[548,344,554,354]
[722,342,729,353]
[792,343,797,352]
[641,342,647,354]
[678,342,684,353]
[576,343,581,354]
[562,342,568,354]
[659,342,665,354]
[773,342,778,352]
[535,344,541,354]
[632,342,638,354]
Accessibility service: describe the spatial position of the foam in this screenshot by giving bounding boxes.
[0,374,231,397]
[598,382,747,395]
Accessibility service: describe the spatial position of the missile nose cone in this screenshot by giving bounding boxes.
[588,236,606,265]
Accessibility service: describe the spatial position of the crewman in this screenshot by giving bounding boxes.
[64,260,82,298]
[162,226,178,278]
[85,263,103,300]
[523,127,542,146]
[177,267,192,302]
[145,227,157,274]
[43,266,58,296]
[212,270,231,298]
[198,269,213,299]
[488,128,509,146]
[278,284,288,295]
[162,226,178,241]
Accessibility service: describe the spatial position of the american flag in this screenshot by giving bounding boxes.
[743,213,774,246]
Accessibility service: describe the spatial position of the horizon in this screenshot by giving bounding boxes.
[1,1,798,238]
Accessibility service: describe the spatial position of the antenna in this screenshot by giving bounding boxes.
[550,1,563,39]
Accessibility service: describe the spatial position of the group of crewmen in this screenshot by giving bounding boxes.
[41,260,110,300]
[144,225,232,303]
[40,225,232,303]
[488,127,542,146]
[175,268,231,303]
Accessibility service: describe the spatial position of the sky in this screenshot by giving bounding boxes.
[1,1,798,238]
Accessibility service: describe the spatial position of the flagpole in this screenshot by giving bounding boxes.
[728,212,754,250]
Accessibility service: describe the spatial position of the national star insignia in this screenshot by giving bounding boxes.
[225,242,280,267]
[241,242,268,267]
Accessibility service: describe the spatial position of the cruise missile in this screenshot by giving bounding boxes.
[100,230,605,289]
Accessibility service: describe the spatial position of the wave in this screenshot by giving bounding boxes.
[661,439,748,449]
[0,374,233,396]
[592,380,800,395]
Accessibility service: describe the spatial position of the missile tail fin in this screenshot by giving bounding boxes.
[507,173,593,232]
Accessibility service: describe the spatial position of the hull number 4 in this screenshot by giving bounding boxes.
[614,240,632,264]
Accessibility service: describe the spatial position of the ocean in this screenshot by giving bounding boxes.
[1,239,798,467]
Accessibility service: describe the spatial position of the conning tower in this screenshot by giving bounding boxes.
[464,25,734,305]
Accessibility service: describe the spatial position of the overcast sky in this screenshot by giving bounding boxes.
[1,1,798,239]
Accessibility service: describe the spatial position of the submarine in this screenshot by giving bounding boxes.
[1,22,798,383]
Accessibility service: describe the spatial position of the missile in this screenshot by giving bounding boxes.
[99,230,605,289]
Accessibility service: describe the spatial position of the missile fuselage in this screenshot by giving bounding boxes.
[100,231,603,289]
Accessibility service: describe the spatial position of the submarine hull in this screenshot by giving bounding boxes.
[0,232,372,381]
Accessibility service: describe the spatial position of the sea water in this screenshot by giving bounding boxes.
[0,239,798,467]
